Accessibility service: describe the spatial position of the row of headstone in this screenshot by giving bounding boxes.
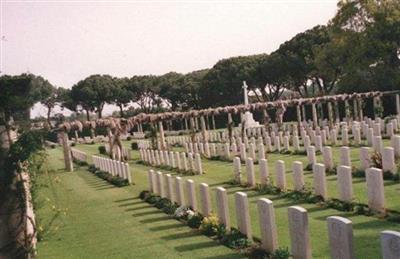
[92,155,132,183]
[139,148,203,174]
[233,155,387,213]
[146,170,399,258]
[71,148,87,163]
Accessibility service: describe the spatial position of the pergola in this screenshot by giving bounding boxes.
[58,90,400,171]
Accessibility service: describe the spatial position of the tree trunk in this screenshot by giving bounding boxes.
[47,107,52,128]
[98,109,102,119]
[86,110,90,121]
[119,104,124,118]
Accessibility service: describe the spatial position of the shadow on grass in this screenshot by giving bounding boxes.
[125,205,151,211]
[140,216,170,223]
[203,254,245,259]
[148,223,185,231]
[174,240,220,252]
[161,230,199,241]
[118,201,145,207]
[114,197,140,203]
[133,210,164,217]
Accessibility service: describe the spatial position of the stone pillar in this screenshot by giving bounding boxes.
[233,157,241,183]
[156,171,165,198]
[307,146,316,166]
[215,187,230,230]
[292,161,304,191]
[342,126,349,146]
[158,121,166,150]
[147,169,154,192]
[186,179,197,210]
[259,158,269,185]
[235,192,252,241]
[381,230,400,259]
[258,142,265,160]
[257,198,278,252]
[195,153,203,174]
[391,135,400,158]
[322,146,334,171]
[366,167,385,213]
[382,147,396,174]
[312,163,327,199]
[175,176,185,206]
[61,131,73,172]
[181,152,188,171]
[327,216,355,259]
[312,103,318,129]
[175,152,182,170]
[275,160,286,191]
[340,146,351,167]
[249,143,256,160]
[165,174,173,201]
[199,183,212,216]
[288,206,312,259]
[246,158,256,187]
[337,165,353,202]
[373,135,383,154]
[359,147,371,170]
[240,143,247,161]
[200,116,209,143]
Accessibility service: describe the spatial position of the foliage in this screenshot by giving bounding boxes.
[131,142,138,150]
[98,146,107,155]
[90,168,129,187]
[187,212,203,229]
[219,228,251,249]
[199,214,220,236]
[370,151,382,169]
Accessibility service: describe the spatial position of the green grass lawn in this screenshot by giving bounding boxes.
[38,140,400,258]
[35,147,245,258]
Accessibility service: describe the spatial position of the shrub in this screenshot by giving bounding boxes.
[371,152,382,169]
[199,214,220,236]
[88,164,97,173]
[146,195,161,204]
[98,146,107,154]
[155,198,171,209]
[187,213,203,229]
[271,247,291,259]
[220,228,251,249]
[162,202,179,215]
[139,190,150,200]
[127,136,132,141]
[174,206,191,219]
[131,142,138,150]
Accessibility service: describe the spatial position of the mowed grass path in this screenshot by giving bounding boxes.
[71,141,400,258]
[35,147,245,258]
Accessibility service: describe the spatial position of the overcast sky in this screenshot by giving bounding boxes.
[1,0,338,117]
